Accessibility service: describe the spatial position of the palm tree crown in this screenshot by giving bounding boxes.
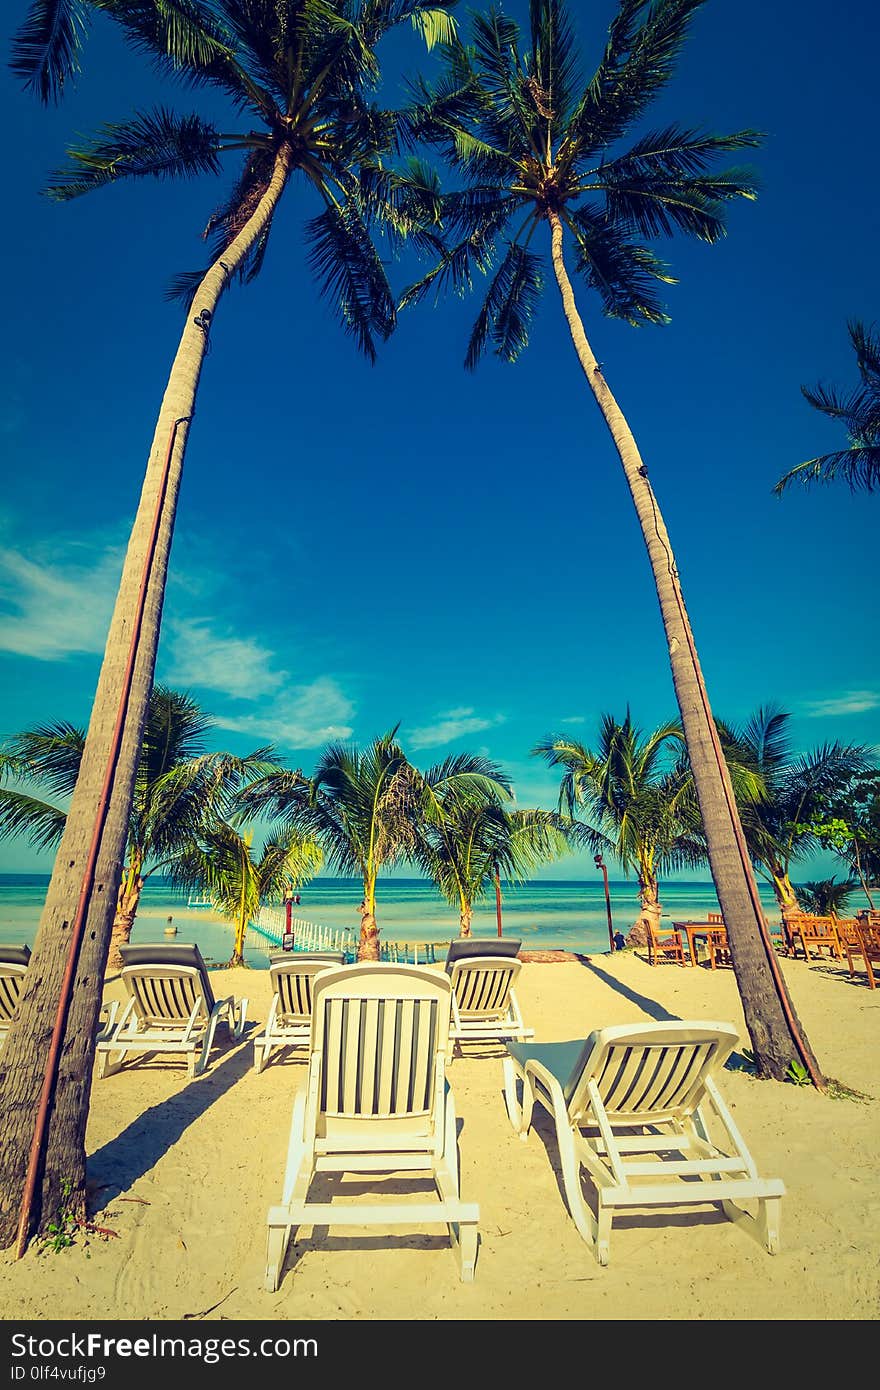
[34,0,457,359]
[534,710,702,931]
[717,705,872,912]
[774,320,880,495]
[401,0,760,360]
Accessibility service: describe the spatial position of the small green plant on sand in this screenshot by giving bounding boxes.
[39,1179,79,1253]
[785,1060,813,1086]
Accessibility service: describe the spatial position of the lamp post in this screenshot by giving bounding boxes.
[594,853,615,952]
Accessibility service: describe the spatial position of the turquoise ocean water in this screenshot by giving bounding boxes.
[0,873,784,968]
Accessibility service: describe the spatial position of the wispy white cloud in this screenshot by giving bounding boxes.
[408,707,505,750]
[162,618,286,700]
[559,715,585,725]
[0,535,122,660]
[802,690,880,718]
[213,678,355,750]
[162,618,355,750]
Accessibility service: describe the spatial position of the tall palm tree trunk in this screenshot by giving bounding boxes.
[547,210,823,1086]
[0,146,294,1251]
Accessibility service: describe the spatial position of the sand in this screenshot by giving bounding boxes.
[1,946,878,1324]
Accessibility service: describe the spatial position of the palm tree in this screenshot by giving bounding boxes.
[247,731,511,959]
[0,686,280,971]
[795,878,858,918]
[535,711,705,940]
[1,0,456,1253]
[718,705,872,938]
[400,0,828,1085]
[774,320,880,495]
[417,793,572,937]
[172,821,323,966]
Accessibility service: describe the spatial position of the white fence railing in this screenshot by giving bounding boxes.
[252,907,445,964]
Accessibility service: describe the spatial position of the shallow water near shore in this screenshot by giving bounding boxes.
[0,873,789,967]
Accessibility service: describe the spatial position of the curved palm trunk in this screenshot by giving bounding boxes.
[0,146,294,1250]
[459,901,473,938]
[547,210,823,1086]
[107,858,145,973]
[629,871,662,947]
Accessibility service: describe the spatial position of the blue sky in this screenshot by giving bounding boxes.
[1,0,877,881]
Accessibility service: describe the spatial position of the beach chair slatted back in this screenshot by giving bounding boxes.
[276,963,330,1023]
[128,967,206,1027]
[584,1038,716,1121]
[0,947,31,1038]
[0,965,26,1026]
[452,960,519,1018]
[319,994,440,1119]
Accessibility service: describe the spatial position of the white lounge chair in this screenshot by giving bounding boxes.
[253,951,345,1074]
[0,945,31,1048]
[264,962,479,1290]
[503,1019,784,1265]
[1,944,118,1048]
[97,942,247,1078]
[447,953,533,1058]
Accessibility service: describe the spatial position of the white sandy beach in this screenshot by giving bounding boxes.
[1,945,878,1323]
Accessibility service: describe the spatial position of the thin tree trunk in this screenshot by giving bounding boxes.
[547,210,824,1087]
[0,145,294,1250]
[358,877,380,961]
[107,860,144,973]
[459,904,473,938]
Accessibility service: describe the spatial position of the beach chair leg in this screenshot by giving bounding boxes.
[502,1057,526,1135]
[265,1218,293,1292]
[595,1202,611,1266]
[721,1195,782,1255]
[555,1112,600,1253]
[97,1048,126,1079]
[457,1218,478,1282]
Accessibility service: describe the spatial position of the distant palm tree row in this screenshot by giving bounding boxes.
[4,692,876,961]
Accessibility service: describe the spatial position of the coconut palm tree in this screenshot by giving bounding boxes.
[774,320,880,495]
[717,705,872,939]
[0,686,280,971]
[1,0,455,1253]
[247,731,511,959]
[534,711,706,940]
[399,0,830,1085]
[172,821,323,966]
[417,792,572,937]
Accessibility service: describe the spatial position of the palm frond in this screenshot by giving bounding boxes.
[569,0,706,157]
[45,108,223,201]
[465,240,543,368]
[10,0,89,104]
[305,200,396,362]
[776,320,880,494]
[0,789,68,851]
[3,722,85,796]
[567,205,672,325]
[773,445,880,496]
